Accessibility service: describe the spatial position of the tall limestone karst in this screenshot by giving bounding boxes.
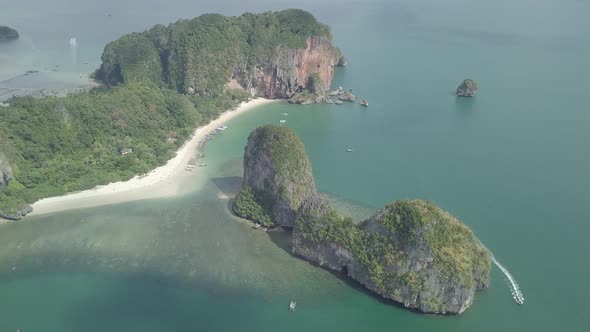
[456,79,479,97]
[294,199,491,314]
[233,125,316,227]
[234,125,491,314]
[96,9,336,99]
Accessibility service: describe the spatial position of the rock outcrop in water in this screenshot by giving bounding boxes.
[234,125,491,314]
[293,199,491,314]
[0,26,19,42]
[95,10,335,99]
[233,125,316,227]
[242,36,334,99]
[456,79,478,97]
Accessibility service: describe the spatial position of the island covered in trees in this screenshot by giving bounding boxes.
[234,125,491,314]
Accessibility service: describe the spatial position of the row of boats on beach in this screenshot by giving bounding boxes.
[184,125,228,172]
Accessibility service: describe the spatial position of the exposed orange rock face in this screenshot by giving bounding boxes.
[295,36,335,93]
[236,36,335,99]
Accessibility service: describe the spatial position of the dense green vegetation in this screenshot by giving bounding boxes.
[295,199,491,309]
[372,201,490,287]
[295,198,396,292]
[97,9,331,95]
[234,111,489,313]
[0,26,19,41]
[0,9,332,216]
[457,79,479,97]
[0,83,249,213]
[248,125,312,185]
[233,125,316,227]
[232,185,273,226]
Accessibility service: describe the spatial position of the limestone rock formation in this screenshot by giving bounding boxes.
[0,152,33,221]
[457,79,478,97]
[293,200,491,314]
[0,26,19,42]
[233,125,316,227]
[234,126,491,314]
[96,10,336,99]
[239,36,334,99]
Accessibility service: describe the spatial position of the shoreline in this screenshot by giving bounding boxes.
[28,98,274,217]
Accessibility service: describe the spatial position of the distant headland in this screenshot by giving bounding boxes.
[457,79,478,97]
[0,26,19,42]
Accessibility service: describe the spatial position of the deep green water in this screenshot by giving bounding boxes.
[2,0,590,331]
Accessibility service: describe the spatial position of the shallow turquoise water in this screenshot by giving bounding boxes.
[2,0,590,330]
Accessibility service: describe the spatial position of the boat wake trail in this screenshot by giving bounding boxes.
[491,255,525,305]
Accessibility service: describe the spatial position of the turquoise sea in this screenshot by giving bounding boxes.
[1,0,589,331]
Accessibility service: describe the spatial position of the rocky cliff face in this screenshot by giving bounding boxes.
[96,10,335,99]
[235,110,490,315]
[233,36,334,99]
[0,153,12,190]
[293,200,491,314]
[234,125,316,227]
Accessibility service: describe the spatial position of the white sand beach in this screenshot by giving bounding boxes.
[29,98,273,216]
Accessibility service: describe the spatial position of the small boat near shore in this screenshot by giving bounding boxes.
[280,119,286,123]
[289,299,296,312]
[360,99,369,107]
[346,148,353,152]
